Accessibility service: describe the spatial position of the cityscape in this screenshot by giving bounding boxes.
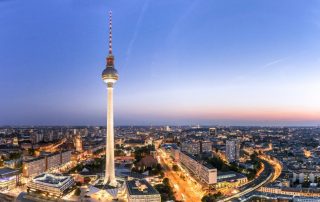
[1,1,320,202]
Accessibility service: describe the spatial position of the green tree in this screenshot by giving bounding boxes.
[74,188,81,196]
[154,178,176,202]
[172,164,179,172]
[201,192,223,202]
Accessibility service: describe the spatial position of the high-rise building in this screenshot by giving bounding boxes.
[226,139,241,162]
[101,11,119,186]
[181,140,212,155]
[200,141,212,153]
[181,141,200,155]
[12,137,19,146]
[74,135,83,152]
[209,128,217,136]
[179,151,217,185]
[31,133,44,144]
[22,151,72,177]
[165,126,171,132]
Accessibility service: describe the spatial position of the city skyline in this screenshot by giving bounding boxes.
[1,0,320,126]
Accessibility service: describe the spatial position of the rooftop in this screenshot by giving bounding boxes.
[217,171,247,182]
[0,167,19,177]
[31,173,73,188]
[126,179,159,196]
[180,150,216,170]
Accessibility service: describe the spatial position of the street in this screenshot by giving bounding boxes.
[158,149,205,202]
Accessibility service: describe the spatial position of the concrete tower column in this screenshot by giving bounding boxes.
[105,85,116,185]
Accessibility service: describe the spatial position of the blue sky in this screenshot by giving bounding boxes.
[1,0,320,126]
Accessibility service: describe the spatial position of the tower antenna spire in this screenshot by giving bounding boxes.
[108,10,113,55]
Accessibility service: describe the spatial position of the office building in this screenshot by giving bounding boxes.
[179,151,217,185]
[23,150,72,177]
[226,139,241,162]
[74,135,83,152]
[23,157,46,177]
[126,179,161,202]
[27,173,75,198]
[0,167,20,190]
[215,171,248,189]
[181,140,212,155]
[209,128,217,136]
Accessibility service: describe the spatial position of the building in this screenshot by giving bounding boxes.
[201,141,212,153]
[226,139,241,162]
[0,167,20,190]
[170,144,180,162]
[23,151,72,177]
[27,173,75,198]
[126,179,161,202]
[12,137,18,146]
[23,157,46,177]
[215,171,248,189]
[259,186,320,198]
[45,152,61,170]
[74,135,83,152]
[209,128,217,136]
[181,141,200,155]
[31,133,44,144]
[61,150,72,165]
[181,140,212,155]
[179,151,217,185]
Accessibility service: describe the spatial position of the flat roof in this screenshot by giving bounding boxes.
[32,173,72,188]
[180,151,216,169]
[0,167,19,177]
[24,156,45,163]
[217,171,247,182]
[126,179,159,196]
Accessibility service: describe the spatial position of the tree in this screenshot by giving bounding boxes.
[74,188,81,196]
[28,148,35,156]
[172,164,179,172]
[134,145,155,162]
[201,192,223,202]
[115,149,125,156]
[163,178,170,186]
[154,178,176,202]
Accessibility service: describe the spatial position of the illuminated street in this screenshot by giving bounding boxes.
[258,154,282,182]
[218,159,273,202]
[158,149,205,202]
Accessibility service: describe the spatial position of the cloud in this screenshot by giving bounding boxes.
[260,57,289,70]
[166,0,199,42]
[233,56,289,84]
[124,0,149,65]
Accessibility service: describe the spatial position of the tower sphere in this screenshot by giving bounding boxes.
[102,66,118,84]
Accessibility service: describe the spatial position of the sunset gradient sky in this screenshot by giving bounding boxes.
[1,0,320,126]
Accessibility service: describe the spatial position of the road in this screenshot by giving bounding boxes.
[158,149,205,202]
[258,154,282,182]
[218,149,284,202]
[218,160,273,202]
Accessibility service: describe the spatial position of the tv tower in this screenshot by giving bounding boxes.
[102,11,118,186]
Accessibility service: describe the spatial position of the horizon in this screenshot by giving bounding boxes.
[1,0,320,126]
[1,124,320,128]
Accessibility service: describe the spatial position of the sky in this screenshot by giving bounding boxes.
[1,0,320,126]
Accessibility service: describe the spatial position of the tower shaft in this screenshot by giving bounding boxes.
[105,86,116,185]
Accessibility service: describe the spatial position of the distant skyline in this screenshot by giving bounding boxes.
[1,0,320,126]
